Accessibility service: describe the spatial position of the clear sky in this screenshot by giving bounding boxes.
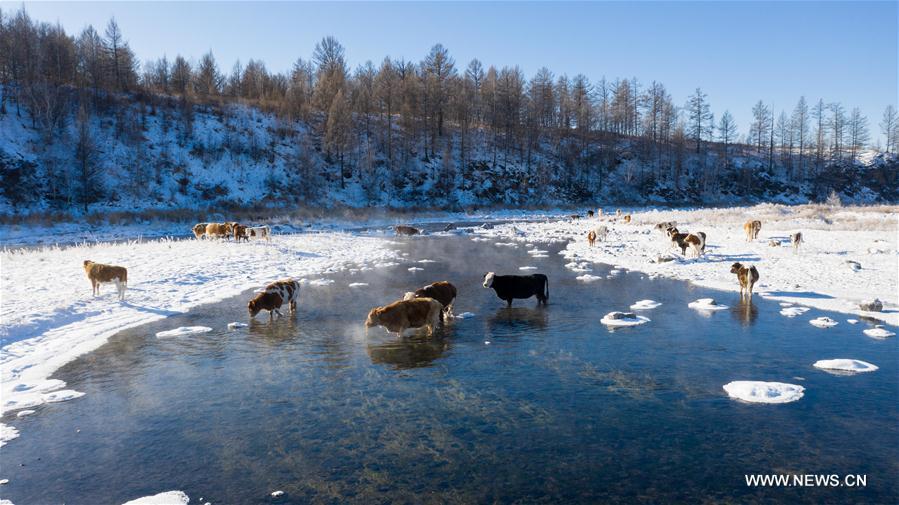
[8,1,898,144]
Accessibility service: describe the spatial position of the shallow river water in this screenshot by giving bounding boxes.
[2,234,897,504]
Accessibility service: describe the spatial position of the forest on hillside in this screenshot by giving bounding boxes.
[1,8,897,216]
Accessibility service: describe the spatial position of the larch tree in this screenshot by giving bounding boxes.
[791,96,809,176]
[686,87,712,153]
[750,100,771,155]
[847,107,869,161]
[879,105,897,154]
[717,110,738,169]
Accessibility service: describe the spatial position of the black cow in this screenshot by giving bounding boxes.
[482,272,549,307]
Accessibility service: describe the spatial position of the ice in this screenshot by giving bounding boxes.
[847,319,859,324]
[16,410,35,417]
[271,490,285,498]
[519,266,538,271]
[780,306,810,317]
[630,300,662,310]
[348,282,369,287]
[576,274,603,282]
[813,359,878,374]
[600,312,650,327]
[722,381,805,404]
[407,267,424,272]
[809,317,838,328]
[456,312,476,319]
[121,491,189,505]
[227,322,248,329]
[155,326,212,338]
[0,423,19,447]
[863,326,895,339]
[42,390,85,404]
[688,298,728,311]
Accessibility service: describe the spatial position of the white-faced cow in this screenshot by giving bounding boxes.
[482,272,549,307]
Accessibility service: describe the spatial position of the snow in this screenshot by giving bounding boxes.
[809,317,839,328]
[576,274,603,282]
[0,423,19,447]
[1,232,401,435]
[227,322,248,329]
[630,299,662,310]
[472,204,898,326]
[600,312,650,327]
[723,381,805,404]
[813,359,878,374]
[407,267,424,272]
[456,312,476,319]
[780,306,810,317]
[863,326,895,339]
[271,490,285,498]
[688,298,729,311]
[155,326,212,338]
[348,282,369,287]
[519,266,538,271]
[15,410,35,417]
[121,491,190,505]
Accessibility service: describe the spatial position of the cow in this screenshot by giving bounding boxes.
[790,232,803,253]
[192,223,208,239]
[743,220,761,241]
[654,221,677,234]
[587,229,597,247]
[616,209,622,217]
[667,228,690,255]
[248,278,300,319]
[247,225,271,241]
[395,225,421,236]
[403,281,457,321]
[730,263,760,298]
[482,272,549,307]
[83,260,128,300]
[591,225,609,243]
[365,297,443,336]
[623,214,632,224]
[569,214,581,220]
[206,222,233,239]
[682,233,705,257]
[587,210,595,218]
[234,224,249,242]
[696,231,707,255]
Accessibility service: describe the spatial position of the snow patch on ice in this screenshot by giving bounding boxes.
[688,298,728,311]
[723,381,805,404]
[813,359,878,374]
[121,491,190,505]
[407,267,424,272]
[155,326,212,338]
[576,274,603,282]
[780,306,810,317]
[519,266,538,271]
[809,317,838,328]
[600,312,650,327]
[227,322,248,329]
[16,410,35,417]
[630,300,662,310]
[348,282,369,287]
[0,423,19,447]
[456,312,476,319]
[863,326,895,339]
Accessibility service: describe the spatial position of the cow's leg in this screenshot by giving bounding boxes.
[506,298,513,308]
[274,308,284,318]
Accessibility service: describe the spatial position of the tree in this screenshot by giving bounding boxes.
[324,89,352,187]
[686,87,712,153]
[422,43,456,141]
[103,18,137,92]
[74,103,101,212]
[717,111,738,169]
[880,105,898,154]
[847,107,869,161]
[829,102,846,160]
[749,100,771,154]
[312,36,347,125]
[791,96,809,176]
[193,51,222,98]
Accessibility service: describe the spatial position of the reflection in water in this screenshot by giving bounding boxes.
[487,306,549,334]
[731,299,759,326]
[367,335,451,369]
[247,314,299,342]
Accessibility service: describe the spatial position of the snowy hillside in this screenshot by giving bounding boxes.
[1,93,896,219]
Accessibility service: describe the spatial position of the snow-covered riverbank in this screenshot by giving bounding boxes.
[475,204,898,326]
[0,233,402,445]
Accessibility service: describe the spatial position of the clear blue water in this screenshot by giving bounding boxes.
[2,234,897,504]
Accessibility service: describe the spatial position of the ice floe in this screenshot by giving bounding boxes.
[155,326,212,338]
[847,319,858,324]
[456,312,476,319]
[121,491,190,505]
[600,311,650,327]
[780,306,810,317]
[809,317,838,328]
[576,274,603,282]
[407,267,424,272]
[630,299,662,310]
[863,326,895,339]
[519,266,538,271]
[722,381,805,404]
[813,359,878,374]
[227,322,248,329]
[348,282,369,287]
[16,410,35,417]
[0,423,19,447]
[688,298,728,311]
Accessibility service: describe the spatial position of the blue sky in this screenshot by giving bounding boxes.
[9,1,898,143]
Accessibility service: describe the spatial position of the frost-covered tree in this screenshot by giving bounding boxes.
[749,100,772,155]
[717,111,738,169]
[880,105,897,154]
[686,87,713,153]
[847,107,869,161]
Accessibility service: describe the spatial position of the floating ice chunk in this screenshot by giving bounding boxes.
[42,389,85,404]
[494,242,517,247]
[809,317,838,328]
[155,326,212,338]
[630,300,662,310]
[780,306,810,317]
[722,381,805,404]
[531,254,549,259]
[863,326,895,339]
[0,423,19,447]
[417,259,436,263]
[348,282,369,288]
[519,266,538,271]
[0,479,7,485]
[688,298,728,311]
[407,267,424,272]
[565,262,592,272]
[600,311,650,327]
[779,302,794,307]
[271,490,285,498]
[16,410,35,417]
[456,312,476,319]
[227,322,248,329]
[813,359,878,374]
[609,269,621,276]
[847,319,858,324]
[527,249,549,255]
[121,491,190,505]
[576,274,603,282]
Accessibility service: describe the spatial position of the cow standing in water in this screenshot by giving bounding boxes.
[483,272,549,307]
[248,278,300,319]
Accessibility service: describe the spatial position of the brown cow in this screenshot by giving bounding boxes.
[623,214,632,224]
[206,222,233,239]
[790,232,803,253]
[403,281,458,320]
[248,278,300,319]
[395,225,421,236]
[365,298,442,337]
[192,223,208,239]
[587,229,597,247]
[730,262,760,298]
[743,220,761,241]
[234,224,249,242]
[83,260,128,300]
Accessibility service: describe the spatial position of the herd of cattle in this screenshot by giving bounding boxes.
[80,209,807,335]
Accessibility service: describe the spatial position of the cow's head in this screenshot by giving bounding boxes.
[730,262,743,274]
[248,299,261,318]
[482,272,495,288]
[365,307,383,327]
